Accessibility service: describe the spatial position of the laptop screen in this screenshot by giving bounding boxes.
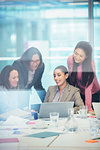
[0,90,30,114]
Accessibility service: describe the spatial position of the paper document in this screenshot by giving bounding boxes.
[0,108,31,120]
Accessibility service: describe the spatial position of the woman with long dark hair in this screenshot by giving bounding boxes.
[0,65,19,90]
[67,41,100,114]
[0,66,30,114]
[12,47,46,102]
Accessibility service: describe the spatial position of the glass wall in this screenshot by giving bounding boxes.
[0,1,100,90]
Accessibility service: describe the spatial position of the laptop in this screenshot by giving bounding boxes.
[38,102,74,118]
[0,90,30,114]
[92,102,100,119]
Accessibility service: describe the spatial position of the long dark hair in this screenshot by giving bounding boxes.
[0,65,18,89]
[70,41,94,87]
[21,47,43,70]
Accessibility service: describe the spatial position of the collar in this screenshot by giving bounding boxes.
[56,82,69,93]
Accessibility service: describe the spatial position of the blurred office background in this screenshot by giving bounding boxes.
[0,0,100,90]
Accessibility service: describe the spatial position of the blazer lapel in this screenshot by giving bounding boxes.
[49,86,58,102]
[60,84,71,102]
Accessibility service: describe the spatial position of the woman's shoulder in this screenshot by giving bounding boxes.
[13,59,22,66]
[67,55,73,65]
[67,83,80,92]
[67,55,73,60]
[48,85,57,91]
[13,59,25,70]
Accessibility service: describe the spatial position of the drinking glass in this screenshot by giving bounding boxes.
[50,112,59,127]
[78,106,88,119]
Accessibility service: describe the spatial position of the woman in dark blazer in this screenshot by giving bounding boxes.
[12,47,46,102]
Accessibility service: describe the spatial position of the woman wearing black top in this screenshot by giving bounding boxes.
[13,47,46,102]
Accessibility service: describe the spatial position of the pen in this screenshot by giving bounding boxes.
[13,128,19,130]
[92,137,100,140]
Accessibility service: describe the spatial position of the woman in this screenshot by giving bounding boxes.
[0,65,19,114]
[44,65,84,113]
[12,47,46,102]
[0,65,19,90]
[67,41,100,114]
[0,65,30,114]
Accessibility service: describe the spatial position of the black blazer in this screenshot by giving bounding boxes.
[13,59,45,90]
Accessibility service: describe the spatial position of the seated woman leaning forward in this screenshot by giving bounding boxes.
[0,65,19,90]
[44,65,84,113]
[0,65,19,114]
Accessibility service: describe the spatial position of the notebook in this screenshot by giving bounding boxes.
[92,102,100,119]
[0,138,19,143]
[38,102,74,118]
[26,131,61,138]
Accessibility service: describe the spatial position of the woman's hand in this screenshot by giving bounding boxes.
[88,110,95,115]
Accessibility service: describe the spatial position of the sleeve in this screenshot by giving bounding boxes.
[85,85,93,111]
[91,59,96,72]
[85,59,98,111]
[33,63,45,90]
[67,55,73,74]
[72,88,84,113]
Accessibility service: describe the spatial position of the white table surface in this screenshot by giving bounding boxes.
[0,115,100,150]
[50,131,100,150]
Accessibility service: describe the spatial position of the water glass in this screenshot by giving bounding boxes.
[89,118,99,138]
[79,106,88,119]
[65,108,78,132]
[50,112,59,127]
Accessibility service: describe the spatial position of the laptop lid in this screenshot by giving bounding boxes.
[38,102,74,118]
[0,90,30,114]
[92,102,100,119]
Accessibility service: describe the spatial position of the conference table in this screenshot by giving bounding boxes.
[0,110,100,150]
